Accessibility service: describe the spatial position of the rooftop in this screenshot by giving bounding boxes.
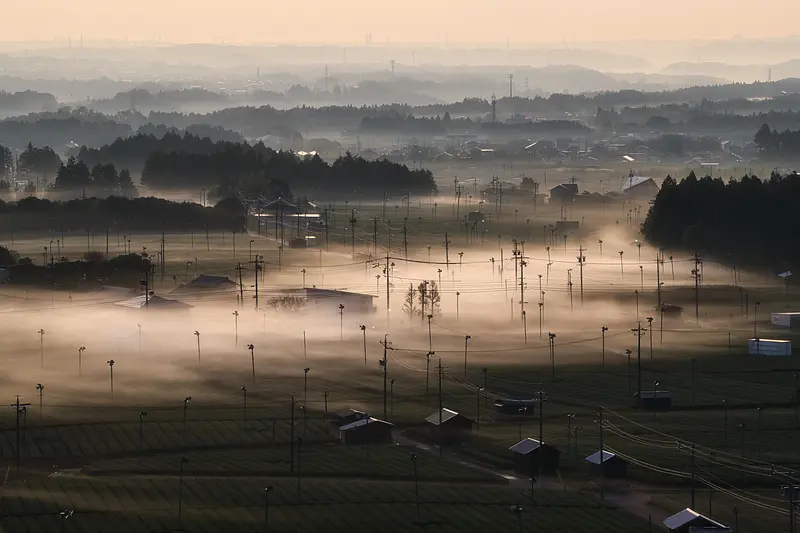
[585,450,619,465]
[425,408,461,426]
[509,438,552,455]
[339,417,393,431]
[114,295,194,310]
[663,508,729,531]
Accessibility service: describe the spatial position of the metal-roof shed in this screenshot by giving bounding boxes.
[509,438,561,476]
[425,408,473,445]
[663,508,731,533]
[338,417,394,445]
[585,449,627,478]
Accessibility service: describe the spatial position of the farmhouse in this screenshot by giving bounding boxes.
[622,176,659,198]
[549,183,579,204]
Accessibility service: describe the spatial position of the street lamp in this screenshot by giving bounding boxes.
[184,261,192,283]
[339,304,345,340]
[360,325,367,366]
[601,327,608,370]
[425,351,435,396]
[36,383,44,421]
[183,396,192,439]
[410,454,420,522]
[463,335,471,377]
[139,410,147,458]
[247,344,256,384]
[301,268,306,288]
[38,329,45,369]
[510,505,524,533]
[78,346,86,376]
[754,301,761,338]
[549,332,557,381]
[194,331,201,364]
[107,360,115,399]
[232,310,239,346]
[625,349,632,394]
[653,381,659,423]
[304,367,310,406]
[241,386,248,422]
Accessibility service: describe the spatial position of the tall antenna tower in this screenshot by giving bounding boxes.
[508,74,514,98]
[524,77,529,98]
[324,65,329,92]
[491,93,497,123]
[768,68,772,83]
[390,59,396,77]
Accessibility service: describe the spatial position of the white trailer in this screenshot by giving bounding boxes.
[771,313,800,328]
[748,338,792,356]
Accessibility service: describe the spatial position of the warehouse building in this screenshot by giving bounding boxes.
[509,438,561,476]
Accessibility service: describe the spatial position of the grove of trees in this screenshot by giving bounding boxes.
[55,157,137,196]
[753,123,800,157]
[18,143,62,176]
[141,146,436,198]
[642,171,800,267]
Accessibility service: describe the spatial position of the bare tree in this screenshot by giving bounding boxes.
[402,283,417,318]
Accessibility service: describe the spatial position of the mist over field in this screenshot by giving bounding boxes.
[0,5,799,532]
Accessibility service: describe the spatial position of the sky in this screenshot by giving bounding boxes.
[5,0,800,44]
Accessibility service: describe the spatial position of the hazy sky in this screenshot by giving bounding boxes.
[6,0,800,44]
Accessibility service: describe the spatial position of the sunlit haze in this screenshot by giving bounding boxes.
[5,0,800,44]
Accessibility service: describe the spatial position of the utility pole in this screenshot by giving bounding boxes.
[599,407,605,500]
[251,256,261,309]
[438,358,444,457]
[656,256,662,307]
[380,335,391,419]
[236,264,244,307]
[349,209,356,255]
[577,246,585,305]
[692,253,702,323]
[10,396,31,477]
[691,444,696,508]
[632,323,647,398]
[373,217,378,255]
[444,233,450,270]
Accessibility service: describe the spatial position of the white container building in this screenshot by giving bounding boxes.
[748,338,792,356]
[771,312,800,328]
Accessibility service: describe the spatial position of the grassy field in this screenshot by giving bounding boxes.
[1,173,799,532]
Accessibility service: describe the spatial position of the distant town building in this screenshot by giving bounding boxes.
[622,176,659,198]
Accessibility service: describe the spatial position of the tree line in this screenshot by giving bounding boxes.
[54,157,137,196]
[0,247,153,289]
[753,123,800,157]
[0,196,245,234]
[142,147,436,198]
[642,171,800,267]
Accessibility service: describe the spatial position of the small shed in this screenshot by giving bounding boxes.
[509,438,561,476]
[494,397,537,416]
[329,409,368,427]
[425,408,474,445]
[663,508,731,533]
[634,390,672,410]
[660,303,684,318]
[585,449,627,478]
[338,417,394,445]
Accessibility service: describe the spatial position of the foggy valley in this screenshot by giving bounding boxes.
[0,5,799,532]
